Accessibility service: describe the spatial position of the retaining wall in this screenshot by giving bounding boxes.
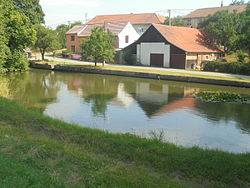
[29,63,250,88]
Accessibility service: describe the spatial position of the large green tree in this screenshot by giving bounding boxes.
[0,0,36,72]
[198,10,244,53]
[34,25,60,60]
[10,0,45,24]
[82,26,116,66]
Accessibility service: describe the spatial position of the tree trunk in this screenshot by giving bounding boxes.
[41,52,45,61]
[95,61,97,66]
[40,49,45,60]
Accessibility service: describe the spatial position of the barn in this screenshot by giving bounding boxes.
[123,24,222,69]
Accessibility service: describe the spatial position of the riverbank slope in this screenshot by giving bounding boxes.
[0,97,249,187]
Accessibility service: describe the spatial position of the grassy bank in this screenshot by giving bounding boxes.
[0,97,250,187]
[36,60,250,83]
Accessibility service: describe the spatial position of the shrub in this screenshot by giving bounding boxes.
[236,51,248,63]
[123,51,137,65]
[4,50,29,72]
[201,61,250,75]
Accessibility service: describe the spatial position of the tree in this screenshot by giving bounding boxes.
[0,0,36,72]
[56,24,68,48]
[236,4,250,58]
[198,10,243,53]
[230,0,246,6]
[33,25,60,60]
[70,21,82,28]
[163,16,187,26]
[10,0,45,24]
[82,26,116,66]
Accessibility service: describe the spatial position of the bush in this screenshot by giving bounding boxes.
[202,61,250,75]
[236,51,248,63]
[123,51,137,65]
[4,50,29,72]
[62,50,71,58]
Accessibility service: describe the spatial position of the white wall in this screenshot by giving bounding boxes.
[118,22,140,49]
[137,42,170,67]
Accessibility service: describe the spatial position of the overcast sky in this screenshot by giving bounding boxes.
[40,0,235,28]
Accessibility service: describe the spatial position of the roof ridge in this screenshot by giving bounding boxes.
[92,13,156,17]
[196,4,248,10]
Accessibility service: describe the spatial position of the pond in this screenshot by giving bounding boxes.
[1,69,250,153]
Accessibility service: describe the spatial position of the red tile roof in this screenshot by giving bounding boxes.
[184,5,247,19]
[87,13,166,24]
[153,24,221,53]
[66,22,128,36]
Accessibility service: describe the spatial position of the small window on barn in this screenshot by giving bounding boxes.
[125,36,129,43]
[71,36,75,41]
[71,45,75,52]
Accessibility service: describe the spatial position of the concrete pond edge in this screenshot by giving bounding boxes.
[29,62,250,88]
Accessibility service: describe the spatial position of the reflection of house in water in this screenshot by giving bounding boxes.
[112,83,134,108]
[133,82,198,117]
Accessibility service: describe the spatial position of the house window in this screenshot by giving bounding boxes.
[71,36,75,41]
[71,45,75,52]
[125,36,129,43]
[137,28,144,33]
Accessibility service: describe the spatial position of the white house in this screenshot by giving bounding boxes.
[66,22,140,53]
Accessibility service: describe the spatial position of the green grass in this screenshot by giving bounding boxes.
[0,97,250,187]
[38,60,250,83]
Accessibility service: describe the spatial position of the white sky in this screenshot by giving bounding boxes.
[40,0,235,28]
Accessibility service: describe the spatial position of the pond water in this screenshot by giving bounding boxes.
[1,69,250,153]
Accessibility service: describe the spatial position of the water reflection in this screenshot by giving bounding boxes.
[1,69,250,153]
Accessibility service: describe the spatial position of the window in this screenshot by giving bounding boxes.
[71,36,75,41]
[137,28,144,34]
[125,35,129,43]
[71,45,75,52]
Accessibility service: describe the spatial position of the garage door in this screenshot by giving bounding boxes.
[150,54,164,67]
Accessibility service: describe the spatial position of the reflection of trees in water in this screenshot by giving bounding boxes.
[195,102,250,132]
[66,75,119,117]
[3,70,60,112]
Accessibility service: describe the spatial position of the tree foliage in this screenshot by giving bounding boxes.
[0,0,36,72]
[34,25,60,60]
[56,24,68,48]
[198,10,244,53]
[163,16,187,26]
[82,27,116,66]
[10,0,45,24]
[230,0,246,6]
[236,4,250,57]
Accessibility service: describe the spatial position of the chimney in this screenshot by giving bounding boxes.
[221,0,223,7]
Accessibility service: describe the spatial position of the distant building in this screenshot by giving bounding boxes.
[123,24,222,69]
[87,13,166,35]
[183,5,247,28]
[66,22,139,53]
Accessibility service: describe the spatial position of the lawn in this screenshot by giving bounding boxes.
[0,97,250,187]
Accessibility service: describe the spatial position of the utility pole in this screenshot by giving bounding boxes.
[168,9,171,26]
[85,13,88,24]
[67,21,71,29]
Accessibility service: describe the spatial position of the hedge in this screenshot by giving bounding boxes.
[202,61,250,75]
